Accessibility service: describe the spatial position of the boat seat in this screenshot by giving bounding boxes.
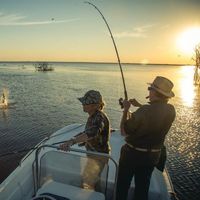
[38,193,70,200]
[36,181,105,200]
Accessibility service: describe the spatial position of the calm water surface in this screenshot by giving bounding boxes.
[0,63,199,200]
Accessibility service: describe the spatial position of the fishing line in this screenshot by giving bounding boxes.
[85,1,128,104]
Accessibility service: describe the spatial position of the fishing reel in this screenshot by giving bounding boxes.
[119,97,124,109]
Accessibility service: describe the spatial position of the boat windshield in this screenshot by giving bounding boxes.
[37,150,109,197]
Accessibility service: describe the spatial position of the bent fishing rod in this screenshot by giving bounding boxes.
[85,1,128,105]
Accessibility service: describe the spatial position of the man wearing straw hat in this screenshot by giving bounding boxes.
[116,76,176,200]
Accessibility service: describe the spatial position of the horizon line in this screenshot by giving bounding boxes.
[0,60,192,66]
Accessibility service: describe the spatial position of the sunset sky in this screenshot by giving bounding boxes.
[0,0,200,64]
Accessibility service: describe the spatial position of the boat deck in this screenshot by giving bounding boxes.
[36,181,104,200]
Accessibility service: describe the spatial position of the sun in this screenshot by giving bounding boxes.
[176,27,200,55]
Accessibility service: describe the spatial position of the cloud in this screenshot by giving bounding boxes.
[113,24,156,39]
[113,31,146,38]
[0,12,79,26]
[0,12,26,23]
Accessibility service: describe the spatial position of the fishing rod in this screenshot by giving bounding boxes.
[0,140,71,158]
[0,137,85,158]
[85,1,128,105]
[0,126,95,158]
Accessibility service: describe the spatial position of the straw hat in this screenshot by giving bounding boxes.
[148,76,175,98]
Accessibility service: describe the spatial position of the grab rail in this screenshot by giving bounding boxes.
[34,144,118,200]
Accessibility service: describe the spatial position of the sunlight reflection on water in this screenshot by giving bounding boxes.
[0,63,199,200]
[179,66,195,107]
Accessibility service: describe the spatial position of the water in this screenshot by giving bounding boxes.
[0,62,199,200]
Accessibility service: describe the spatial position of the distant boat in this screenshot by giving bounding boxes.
[35,62,54,72]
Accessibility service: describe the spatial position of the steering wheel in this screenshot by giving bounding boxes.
[31,194,57,200]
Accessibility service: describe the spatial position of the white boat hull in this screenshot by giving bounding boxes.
[0,124,174,200]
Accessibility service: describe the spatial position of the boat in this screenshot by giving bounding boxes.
[35,62,54,72]
[0,123,176,200]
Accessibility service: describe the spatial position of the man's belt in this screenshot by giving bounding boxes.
[126,143,161,153]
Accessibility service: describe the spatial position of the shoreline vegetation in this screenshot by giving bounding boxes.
[0,61,192,66]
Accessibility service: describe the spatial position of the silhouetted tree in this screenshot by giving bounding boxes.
[193,43,200,85]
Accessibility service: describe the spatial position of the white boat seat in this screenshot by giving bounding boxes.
[36,181,105,200]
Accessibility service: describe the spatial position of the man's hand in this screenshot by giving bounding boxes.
[129,99,142,107]
[122,99,131,111]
